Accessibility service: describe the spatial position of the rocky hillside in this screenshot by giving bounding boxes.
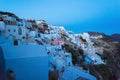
[111,34,120,43]
[86,32,120,80]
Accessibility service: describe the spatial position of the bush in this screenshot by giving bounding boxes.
[80,36,87,42]
[78,48,84,56]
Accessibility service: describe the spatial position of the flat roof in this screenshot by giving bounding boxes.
[1,45,48,59]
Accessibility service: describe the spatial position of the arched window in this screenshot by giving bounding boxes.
[14,29,16,32]
[18,28,22,35]
[8,29,10,32]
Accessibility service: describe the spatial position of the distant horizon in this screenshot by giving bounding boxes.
[0,0,120,35]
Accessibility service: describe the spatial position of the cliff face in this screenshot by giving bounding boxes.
[86,33,120,80]
[111,34,120,43]
[61,32,120,80]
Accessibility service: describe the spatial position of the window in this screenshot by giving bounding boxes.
[18,28,22,35]
[22,36,25,39]
[8,29,10,32]
[0,30,1,34]
[0,17,3,21]
[14,29,16,32]
[8,21,10,25]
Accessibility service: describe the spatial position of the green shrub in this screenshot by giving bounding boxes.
[78,48,84,56]
[80,36,87,42]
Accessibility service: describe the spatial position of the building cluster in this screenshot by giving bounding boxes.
[0,12,106,80]
[0,12,49,45]
[0,12,49,80]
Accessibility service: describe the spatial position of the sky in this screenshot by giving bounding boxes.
[0,0,120,35]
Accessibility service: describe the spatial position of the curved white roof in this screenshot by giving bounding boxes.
[62,66,96,80]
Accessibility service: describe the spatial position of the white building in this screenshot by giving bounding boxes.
[80,33,91,43]
[5,18,29,40]
[36,20,46,28]
[36,20,45,25]
[5,25,18,39]
[17,20,30,39]
[62,67,96,80]
[28,31,38,38]
[18,19,32,28]
[0,21,5,31]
